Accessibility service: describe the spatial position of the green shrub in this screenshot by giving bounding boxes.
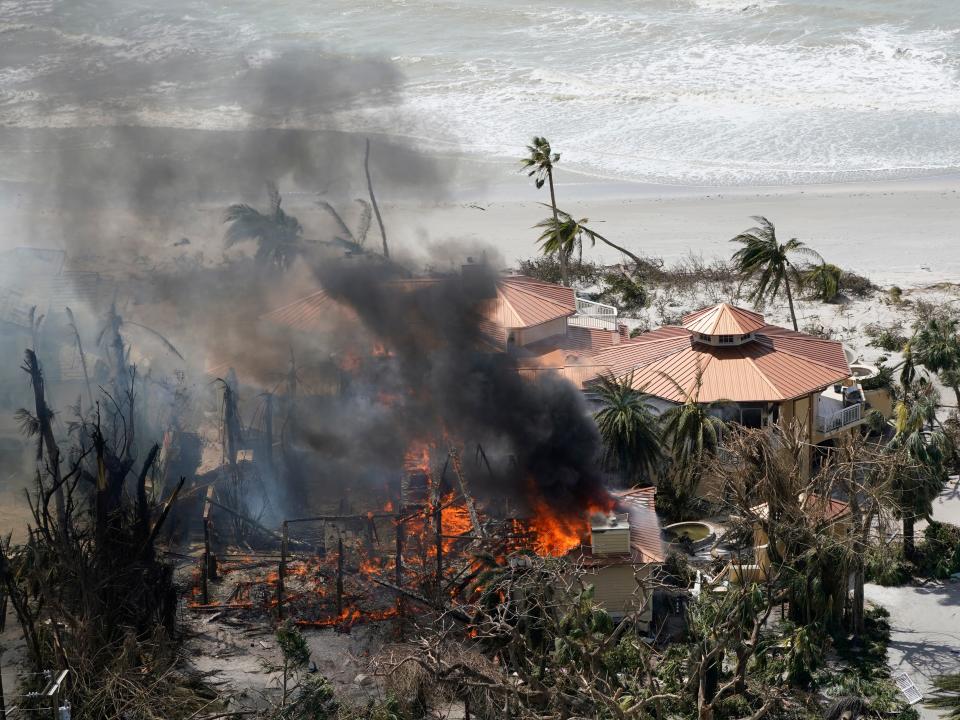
[864,322,908,352]
[864,543,912,586]
[860,363,896,391]
[916,521,960,579]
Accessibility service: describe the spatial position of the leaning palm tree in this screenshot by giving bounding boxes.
[927,673,960,718]
[731,216,822,331]
[522,137,566,284]
[657,366,729,500]
[802,261,842,303]
[224,181,304,269]
[593,371,662,486]
[535,207,644,273]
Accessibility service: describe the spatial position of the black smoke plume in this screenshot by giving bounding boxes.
[283,258,609,519]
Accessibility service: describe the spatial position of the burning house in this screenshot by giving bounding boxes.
[188,259,668,632]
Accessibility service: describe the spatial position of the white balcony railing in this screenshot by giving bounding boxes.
[574,296,617,330]
[816,403,863,434]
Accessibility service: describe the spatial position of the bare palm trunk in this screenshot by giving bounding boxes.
[589,228,645,273]
[65,307,95,412]
[546,167,568,286]
[784,275,799,331]
[365,138,389,258]
[903,514,915,560]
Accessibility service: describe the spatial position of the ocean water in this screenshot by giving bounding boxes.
[0,0,958,185]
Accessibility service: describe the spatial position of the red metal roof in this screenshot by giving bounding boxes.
[480,276,575,329]
[584,304,850,403]
[682,303,765,335]
[617,488,665,563]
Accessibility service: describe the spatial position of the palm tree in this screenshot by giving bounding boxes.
[657,366,729,501]
[802,261,842,303]
[730,216,822,331]
[535,208,644,271]
[593,371,662,486]
[927,673,960,718]
[911,316,960,405]
[887,394,949,558]
[522,137,565,284]
[224,181,304,269]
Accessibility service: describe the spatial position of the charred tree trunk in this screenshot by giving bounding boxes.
[22,350,66,533]
[365,138,389,259]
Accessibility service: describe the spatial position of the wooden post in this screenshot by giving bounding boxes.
[434,502,443,598]
[264,392,274,475]
[394,515,404,617]
[277,521,288,620]
[464,696,470,720]
[336,536,345,616]
[448,448,484,539]
[394,519,404,587]
[200,520,210,606]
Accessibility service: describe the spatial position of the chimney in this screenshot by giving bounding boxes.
[590,512,631,555]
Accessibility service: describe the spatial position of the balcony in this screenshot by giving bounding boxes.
[815,402,863,434]
[573,296,618,330]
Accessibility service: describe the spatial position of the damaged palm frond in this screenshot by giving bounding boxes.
[224,180,305,268]
[14,407,40,438]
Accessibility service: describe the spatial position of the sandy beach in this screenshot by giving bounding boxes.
[381,161,960,290]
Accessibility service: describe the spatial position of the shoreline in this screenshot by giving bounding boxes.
[380,158,960,289]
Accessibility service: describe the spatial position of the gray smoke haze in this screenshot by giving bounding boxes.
[0,6,455,396]
[0,4,607,525]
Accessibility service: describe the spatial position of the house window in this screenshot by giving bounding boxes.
[719,335,734,344]
[741,334,752,341]
[698,333,710,342]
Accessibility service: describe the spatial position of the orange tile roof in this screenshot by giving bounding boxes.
[584,304,850,403]
[682,303,765,335]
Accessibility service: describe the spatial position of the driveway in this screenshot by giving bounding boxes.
[865,480,960,719]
